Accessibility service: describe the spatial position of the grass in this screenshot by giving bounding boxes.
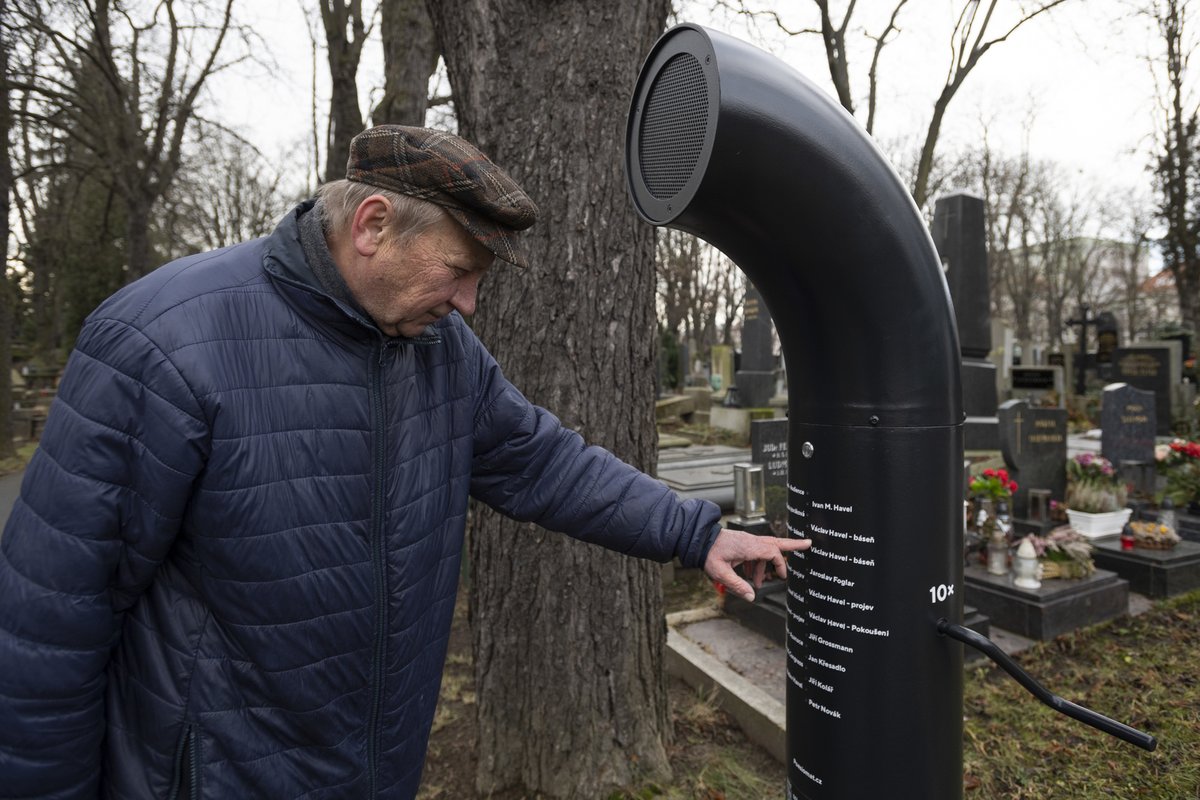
[962,590,1200,799]
[0,442,38,478]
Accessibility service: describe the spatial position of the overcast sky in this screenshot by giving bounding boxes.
[215,1,1167,209]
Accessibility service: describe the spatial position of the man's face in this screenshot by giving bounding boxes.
[351,213,495,338]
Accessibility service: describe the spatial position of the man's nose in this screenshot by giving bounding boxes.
[451,274,482,317]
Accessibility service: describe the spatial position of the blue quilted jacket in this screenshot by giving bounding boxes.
[0,203,721,799]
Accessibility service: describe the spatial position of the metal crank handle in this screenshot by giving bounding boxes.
[936,619,1158,752]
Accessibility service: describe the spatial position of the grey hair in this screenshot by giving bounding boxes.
[316,179,446,244]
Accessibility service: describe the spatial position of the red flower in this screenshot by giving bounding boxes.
[998,469,1009,482]
[983,468,995,478]
[1009,481,1018,493]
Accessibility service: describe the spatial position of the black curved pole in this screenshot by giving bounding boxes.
[937,620,1157,751]
[627,24,965,799]
[625,23,1156,800]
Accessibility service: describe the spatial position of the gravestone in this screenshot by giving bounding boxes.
[751,417,789,533]
[1100,383,1156,467]
[933,192,997,449]
[750,418,789,490]
[997,398,1068,519]
[1114,343,1178,435]
[1009,366,1064,407]
[735,281,776,407]
[1161,331,1192,373]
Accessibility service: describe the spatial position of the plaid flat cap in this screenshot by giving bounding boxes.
[346,125,539,268]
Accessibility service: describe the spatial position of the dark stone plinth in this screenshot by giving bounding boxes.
[962,360,998,416]
[734,370,776,409]
[727,518,772,536]
[1178,514,1200,544]
[1091,536,1200,598]
[724,580,787,644]
[964,416,999,451]
[1013,517,1057,536]
[963,564,1129,641]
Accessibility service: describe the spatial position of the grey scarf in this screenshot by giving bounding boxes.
[298,199,368,319]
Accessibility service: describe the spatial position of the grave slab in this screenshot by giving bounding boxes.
[1178,513,1200,544]
[1090,536,1200,599]
[963,564,1129,640]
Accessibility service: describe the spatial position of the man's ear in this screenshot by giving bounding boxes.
[350,195,392,257]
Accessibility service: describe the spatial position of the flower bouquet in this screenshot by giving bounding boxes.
[969,468,1017,503]
[1065,453,1130,537]
[1022,527,1095,579]
[1157,438,1200,512]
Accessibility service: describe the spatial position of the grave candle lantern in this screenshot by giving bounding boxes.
[733,462,766,523]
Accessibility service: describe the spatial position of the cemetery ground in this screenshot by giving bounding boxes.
[3,424,1195,797]
[418,566,1200,799]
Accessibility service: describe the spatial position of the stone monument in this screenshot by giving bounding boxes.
[932,192,997,450]
[735,281,776,408]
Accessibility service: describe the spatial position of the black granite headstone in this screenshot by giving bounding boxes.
[1114,347,1173,436]
[1100,383,1156,467]
[750,418,788,489]
[933,193,990,358]
[933,193,997,449]
[997,398,1068,518]
[751,417,788,532]
[1161,332,1192,373]
[1011,368,1057,391]
[735,282,776,407]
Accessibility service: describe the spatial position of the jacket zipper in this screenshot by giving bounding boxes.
[188,726,199,800]
[366,341,393,796]
[169,724,199,800]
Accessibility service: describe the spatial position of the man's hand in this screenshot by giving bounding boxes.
[703,528,811,602]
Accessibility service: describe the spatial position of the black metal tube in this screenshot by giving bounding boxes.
[937,620,1157,752]
[624,23,1159,800]
[626,24,964,800]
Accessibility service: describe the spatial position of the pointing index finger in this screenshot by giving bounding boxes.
[777,537,812,551]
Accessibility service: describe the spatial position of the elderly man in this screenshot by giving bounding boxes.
[0,126,807,799]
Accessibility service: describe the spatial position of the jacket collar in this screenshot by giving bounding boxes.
[261,200,442,346]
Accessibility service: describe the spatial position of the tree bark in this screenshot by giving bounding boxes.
[374,0,438,126]
[0,0,16,457]
[320,0,368,182]
[428,2,672,796]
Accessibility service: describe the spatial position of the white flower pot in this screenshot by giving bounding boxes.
[1066,508,1132,539]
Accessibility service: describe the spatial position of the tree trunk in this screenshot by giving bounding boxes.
[321,1,367,183]
[326,71,363,182]
[428,2,672,796]
[912,90,951,210]
[126,194,153,279]
[374,0,438,126]
[0,0,15,458]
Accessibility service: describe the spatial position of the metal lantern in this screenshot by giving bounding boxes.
[733,462,766,522]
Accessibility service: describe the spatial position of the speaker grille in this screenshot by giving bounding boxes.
[639,52,709,200]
